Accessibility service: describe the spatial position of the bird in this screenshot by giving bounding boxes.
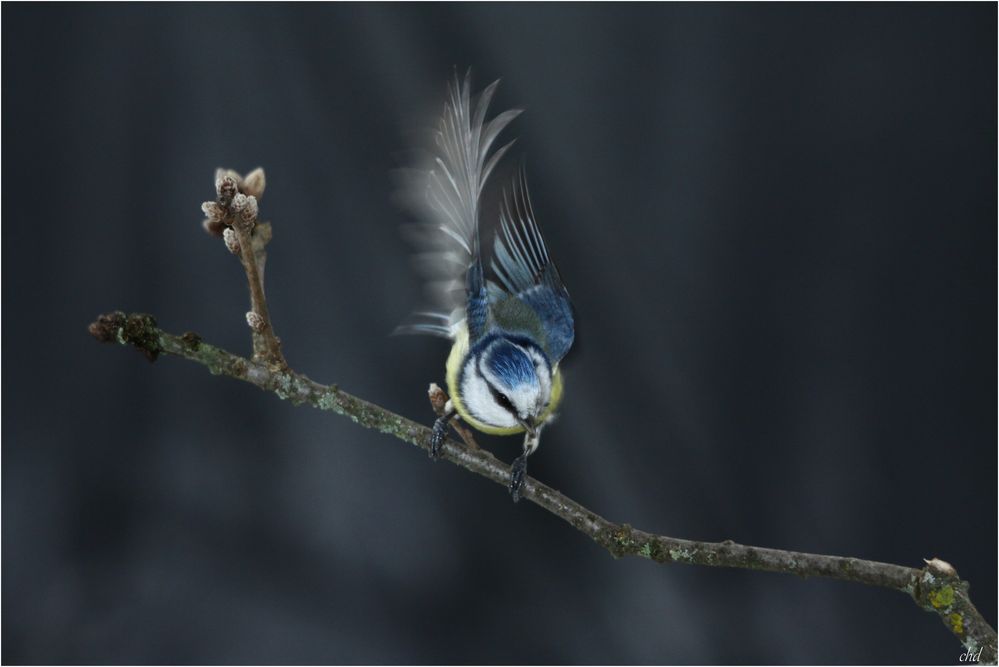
[396,73,575,501]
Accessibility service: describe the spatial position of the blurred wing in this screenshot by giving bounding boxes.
[396,73,521,338]
[490,168,575,361]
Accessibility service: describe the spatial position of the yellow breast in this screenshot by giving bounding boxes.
[445,322,564,435]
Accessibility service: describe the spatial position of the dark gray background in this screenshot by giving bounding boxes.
[3,3,996,664]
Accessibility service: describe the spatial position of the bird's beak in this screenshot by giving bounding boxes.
[517,416,537,437]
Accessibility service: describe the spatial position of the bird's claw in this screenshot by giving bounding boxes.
[509,454,528,502]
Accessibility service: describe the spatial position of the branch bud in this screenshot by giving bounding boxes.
[201,201,225,223]
[241,168,266,199]
[240,195,258,223]
[202,218,226,238]
[230,192,248,212]
[246,311,265,332]
[229,193,256,232]
[222,227,241,255]
[216,176,238,207]
[215,168,243,190]
[923,557,958,578]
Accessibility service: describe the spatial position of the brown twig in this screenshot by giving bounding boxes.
[88,168,997,664]
[201,167,285,369]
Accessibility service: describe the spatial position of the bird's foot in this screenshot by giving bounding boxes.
[429,408,455,460]
[509,453,528,502]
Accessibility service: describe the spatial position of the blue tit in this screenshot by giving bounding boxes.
[396,74,575,501]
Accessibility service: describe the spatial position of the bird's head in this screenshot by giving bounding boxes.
[460,336,552,433]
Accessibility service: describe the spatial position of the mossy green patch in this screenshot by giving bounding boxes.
[949,612,964,635]
[929,585,955,609]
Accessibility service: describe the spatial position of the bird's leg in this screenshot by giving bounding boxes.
[430,404,457,460]
[427,383,481,455]
[509,429,541,502]
[509,454,528,502]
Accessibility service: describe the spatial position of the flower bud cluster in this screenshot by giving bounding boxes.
[200,167,267,241]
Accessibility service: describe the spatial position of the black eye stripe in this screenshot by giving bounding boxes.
[495,391,513,410]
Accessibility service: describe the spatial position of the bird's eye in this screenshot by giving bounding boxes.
[497,393,513,409]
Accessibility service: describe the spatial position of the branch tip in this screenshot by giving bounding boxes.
[89,311,161,362]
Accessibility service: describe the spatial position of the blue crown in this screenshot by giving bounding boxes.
[483,338,538,389]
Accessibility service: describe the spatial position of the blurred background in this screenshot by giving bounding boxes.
[3,4,996,664]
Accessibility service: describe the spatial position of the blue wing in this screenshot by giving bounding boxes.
[490,168,575,363]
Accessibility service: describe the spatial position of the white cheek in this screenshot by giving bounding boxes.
[461,365,518,428]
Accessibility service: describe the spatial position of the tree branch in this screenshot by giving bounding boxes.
[88,168,996,664]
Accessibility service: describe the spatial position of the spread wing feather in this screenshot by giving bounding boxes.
[491,168,575,362]
[492,168,555,294]
[396,73,521,338]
